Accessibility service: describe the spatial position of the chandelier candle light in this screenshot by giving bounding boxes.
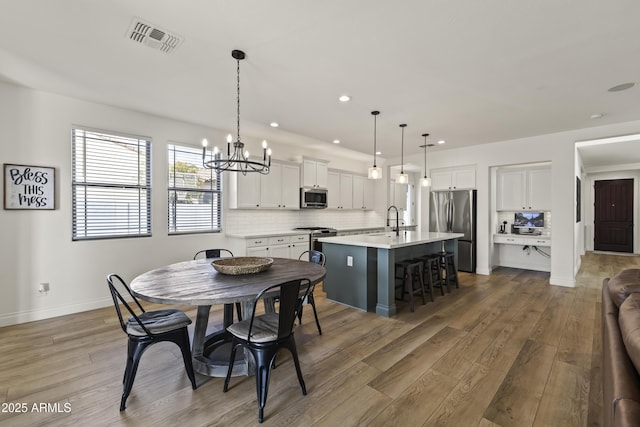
[368,111,382,180]
[202,49,272,174]
[396,124,408,184]
[420,133,432,187]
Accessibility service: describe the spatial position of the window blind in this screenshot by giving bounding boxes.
[168,143,222,234]
[72,128,152,240]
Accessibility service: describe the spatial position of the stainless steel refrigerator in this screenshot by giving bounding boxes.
[429,189,476,273]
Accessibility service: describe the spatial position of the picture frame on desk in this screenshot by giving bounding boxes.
[3,163,55,210]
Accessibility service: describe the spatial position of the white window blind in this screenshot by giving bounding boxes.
[168,144,222,234]
[72,128,152,240]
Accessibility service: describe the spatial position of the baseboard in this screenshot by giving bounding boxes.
[0,297,113,327]
[475,267,491,275]
[549,275,576,287]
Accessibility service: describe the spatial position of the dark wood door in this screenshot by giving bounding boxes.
[594,179,634,252]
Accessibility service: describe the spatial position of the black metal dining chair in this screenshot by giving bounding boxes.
[193,248,234,259]
[107,274,197,411]
[193,249,242,321]
[297,250,325,335]
[223,278,312,423]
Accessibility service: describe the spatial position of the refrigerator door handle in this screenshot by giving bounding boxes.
[446,198,453,232]
[450,199,456,231]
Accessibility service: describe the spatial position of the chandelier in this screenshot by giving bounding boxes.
[202,50,272,174]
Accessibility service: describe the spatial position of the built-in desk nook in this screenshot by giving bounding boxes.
[318,231,463,317]
[493,233,551,272]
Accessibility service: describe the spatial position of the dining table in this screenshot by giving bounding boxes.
[130,257,326,377]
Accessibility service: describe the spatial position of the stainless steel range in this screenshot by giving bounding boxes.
[293,227,337,252]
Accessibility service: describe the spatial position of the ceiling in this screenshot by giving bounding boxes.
[1,0,640,164]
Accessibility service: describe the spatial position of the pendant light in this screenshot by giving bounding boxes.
[368,111,382,180]
[395,124,408,184]
[202,50,272,175]
[420,133,432,187]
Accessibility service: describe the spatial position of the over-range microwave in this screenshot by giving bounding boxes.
[300,187,328,209]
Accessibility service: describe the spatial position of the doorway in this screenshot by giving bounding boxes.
[594,178,634,253]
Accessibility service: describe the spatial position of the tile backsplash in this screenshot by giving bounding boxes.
[225,209,385,234]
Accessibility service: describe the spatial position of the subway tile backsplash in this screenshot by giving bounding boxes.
[225,209,385,234]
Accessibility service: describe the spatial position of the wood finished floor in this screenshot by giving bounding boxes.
[1,252,639,426]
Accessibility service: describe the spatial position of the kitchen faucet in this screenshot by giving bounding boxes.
[386,205,400,236]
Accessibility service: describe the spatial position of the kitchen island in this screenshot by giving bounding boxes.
[318,231,463,317]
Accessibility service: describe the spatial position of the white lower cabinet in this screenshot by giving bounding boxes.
[243,234,309,259]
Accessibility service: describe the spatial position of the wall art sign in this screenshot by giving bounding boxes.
[4,164,55,210]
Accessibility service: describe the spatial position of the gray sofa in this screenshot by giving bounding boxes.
[602,269,640,427]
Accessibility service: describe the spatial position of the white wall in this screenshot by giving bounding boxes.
[0,81,384,326]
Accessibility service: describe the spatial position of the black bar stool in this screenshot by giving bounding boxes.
[394,260,428,312]
[422,255,445,296]
[442,252,459,291]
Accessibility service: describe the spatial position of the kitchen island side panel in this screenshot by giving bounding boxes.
[322,243,377,312]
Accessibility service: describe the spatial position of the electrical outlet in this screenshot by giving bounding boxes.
[347,256,353,267]
[38,283,50,294]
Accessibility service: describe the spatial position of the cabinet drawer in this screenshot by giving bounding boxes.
[247,238,268,247]
[531,239,550,246]
[494,235,522,245]
[269,236,290,245]
[291,234,309,243]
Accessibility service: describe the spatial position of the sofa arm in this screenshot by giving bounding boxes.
[603,279,640,427]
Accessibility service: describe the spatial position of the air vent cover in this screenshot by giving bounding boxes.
[127,18,182,54]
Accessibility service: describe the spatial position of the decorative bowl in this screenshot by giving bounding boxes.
[210,257,274,275]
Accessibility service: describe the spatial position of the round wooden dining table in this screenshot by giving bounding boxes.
[130,257,326,377]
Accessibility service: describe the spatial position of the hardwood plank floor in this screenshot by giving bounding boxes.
[0,252,638,426]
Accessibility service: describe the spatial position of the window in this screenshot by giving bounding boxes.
[168,143,222,234]
[72,128,151,240]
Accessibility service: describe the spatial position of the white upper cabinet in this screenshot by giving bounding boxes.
[229,160,300,209]
[497,166,551,211]
[526,168,552,211]
[327,170,356,209]
[302,158,328,188]
[430,166,476,191]
[339,173,353,209]
[229,170,261,208]
[352,175,374,210]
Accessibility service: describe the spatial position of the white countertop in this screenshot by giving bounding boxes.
[318,231,464,249]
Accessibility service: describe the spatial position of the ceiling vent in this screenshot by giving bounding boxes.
[127,18,182,54]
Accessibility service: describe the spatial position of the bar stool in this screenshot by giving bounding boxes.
[394,260,428,312]
[422,255,446,296]
[442,252,459,291]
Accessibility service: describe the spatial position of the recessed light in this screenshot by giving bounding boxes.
[333,139,340,144]
[608,82,635,92]
[437,140,446,145]
[338,95,351,102]
[270,122,279,127]
[590,113,604,120]
[376,151,382,155]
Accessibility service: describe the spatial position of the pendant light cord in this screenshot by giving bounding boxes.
[373,112,377,167]
[236,56,241,143]
[400,124,406,174]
